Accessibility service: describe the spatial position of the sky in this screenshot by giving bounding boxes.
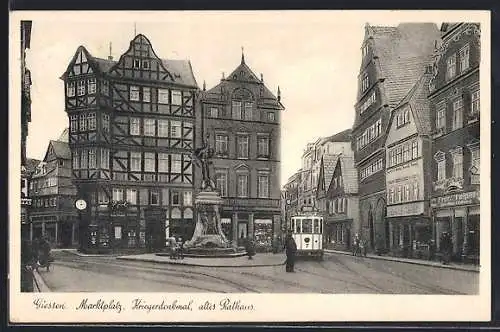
[22,11,441,186]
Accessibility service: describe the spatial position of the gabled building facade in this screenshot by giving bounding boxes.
[322,156,359,251]
[61,34,198,253]
[200,54,283,248]
[428,23,480,263]
[352,23,440,253]
[282,170,302,230]
[29,137,78,247]
[384,69,434,259]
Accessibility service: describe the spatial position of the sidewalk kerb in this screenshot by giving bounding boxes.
[324,250,480,273]
[33,270,51,292]
[116,256,285,268]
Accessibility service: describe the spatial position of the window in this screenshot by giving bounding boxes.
[403,143,410,162]
[101,80,109,95]
[133,59,141,69]
[446,54,456,80]
[101,149,109,169]
[171,154,181,173]
[171,191,180,205]
[452,98,464,130]
[397,186,402,203]
[436,104,446,130]
[80,150,88,169]
[142,60,149,69]
[268,112,275,121]
[77,80,86,96]
[144,152,155,172]
[357,119,382,150]
[130,118,140,135]
[88,148,96,168]
[413,181,419,200]
[150,190,159,205]
[257,136,270,157]
[158,119,169,137]
[237,135,249,158]
[67,82,76,97]
[144,118,156,136]
[215,134,228,155]
[87,78,96,94]
[471,90,480,115]
[360,92,376,113]
[412,140,419,159]
[209,107,219,118]
[232,101,242,119]
[183,191,192,206]
[216,171,228,197]
[170,121,181,138]
[361,73,369,92]
[237,174,248,197]
[158,89,169,104]
[127,189,137,205]
[397,108,411,128]
[244,102,253,120]
[171,90,182,105]
[362,44,370,57]
[70,115,78,132]
[130,152,141,172]
[360,158,383,180]
[258,174,269,198]
[98,191,109,204]
[113,188,124,201]
[158,153,168,172]
[404,184,410,202]
[143,87,151,102]
[88,113,96,130]
[435,152,446,181]
[469,144,480,184]
[459,44,470,73]
[130,86,140,101]
[79,114,87,131]
[72,151,79,169]
[102,114,110,132]
[389,188,395,204]
[451,147,463,179]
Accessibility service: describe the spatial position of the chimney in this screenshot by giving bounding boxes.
[108,42,113,60]
[260,73,264,82]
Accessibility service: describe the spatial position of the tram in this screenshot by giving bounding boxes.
[290,207,324,260]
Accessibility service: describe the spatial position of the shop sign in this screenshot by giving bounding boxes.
[430,191,479,208]
[387,202,425,217]
[386,160,419,175]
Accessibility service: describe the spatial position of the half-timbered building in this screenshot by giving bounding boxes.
[200,54,284,249]
[61,34,198,253]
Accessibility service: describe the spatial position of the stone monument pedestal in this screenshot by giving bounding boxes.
[182,190,246,258]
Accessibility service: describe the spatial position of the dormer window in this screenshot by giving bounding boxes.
[396,107,411,128]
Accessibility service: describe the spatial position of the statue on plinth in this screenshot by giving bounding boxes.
[192,133,216,191]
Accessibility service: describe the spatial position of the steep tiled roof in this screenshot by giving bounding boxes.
[46,140,71,161]
[338,156,358,194]
[25,158,41,174]
[323,154,340,194]
[369,23,440,108]
[322,129,352,143]
[395,71,433,135]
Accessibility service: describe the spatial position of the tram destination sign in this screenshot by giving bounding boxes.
[430,191,479,208]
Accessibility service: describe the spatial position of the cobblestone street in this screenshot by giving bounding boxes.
[38,251,478,294]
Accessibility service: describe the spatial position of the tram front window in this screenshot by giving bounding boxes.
[313,218,320,234]
[302,219,312,233]
[295,219,301,233]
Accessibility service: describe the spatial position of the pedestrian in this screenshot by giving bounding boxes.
[39,237,52,271]
[169,237,177,260]
[245,237,256,260]
[352,233,360,256]
[284,230,297,272]
[440,232,452,265]
[178,237,184,260]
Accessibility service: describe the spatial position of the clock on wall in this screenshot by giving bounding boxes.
[75,199,87,211]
